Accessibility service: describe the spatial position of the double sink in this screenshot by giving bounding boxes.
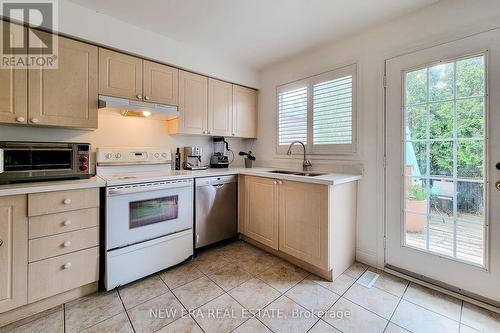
[267,170,326,177]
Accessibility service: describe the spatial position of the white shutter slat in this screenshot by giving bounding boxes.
[278,86,308,145]
[313,75,353,145]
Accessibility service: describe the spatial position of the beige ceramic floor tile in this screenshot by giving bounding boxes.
[391,300,459,333]
[461,302,500,333]
[229,277,281,311]
[285,278,340,314]
[258,262,308,293]
[257,295,318,333]
[119,275,169,309]
[193,294,249,333]
[367,268,409,297]
[80,312,133,333]
[127,291,184,333]
[232,318,272,333]
[0,305,62,333]
[208,261,253,291]
[237,251,284,276]
[172,276,224,310]
[192,248,231,274]
[65,290,124,333]
[403,283,462,321]
[308,319,342,333]
[156,316,203,333]
[459,324,481,333]
[323,297,388,333]
[344,283,400,319]
[309,273,356,295]
[384,322,411,333]
[216,241,265,262]
[159,261,204,289]
[9,310,64,333]
[344,262,368,279]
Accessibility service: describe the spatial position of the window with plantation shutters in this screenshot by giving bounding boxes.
[276,64,357,154]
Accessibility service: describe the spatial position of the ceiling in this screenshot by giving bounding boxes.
[68,0,439,70]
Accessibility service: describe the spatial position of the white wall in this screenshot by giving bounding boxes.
[254,0,500,267]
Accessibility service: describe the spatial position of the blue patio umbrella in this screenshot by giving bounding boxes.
[405,126,421,177]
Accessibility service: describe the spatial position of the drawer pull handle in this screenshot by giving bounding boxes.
[63,220,72,226]
[63,262,72,269]
[63,241,71,248]
[63,198,72,205]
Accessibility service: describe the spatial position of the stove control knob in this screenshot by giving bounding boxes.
[79,165,88,172]
[115,153,122,159]
[154,153,160,158]
[105,153,112,159]
[80,156,88,163]
[162,153,167,158]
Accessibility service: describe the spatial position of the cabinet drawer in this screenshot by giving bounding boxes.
[29,207,99,239]
[28,188,99,216]
[29,227,99,262]
[28,247,99,303]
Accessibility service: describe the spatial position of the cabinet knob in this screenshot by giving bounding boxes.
[31,118,40,124]
[144,95,150,101]
[16,116,25,122]
[63,262,72,269]
[232,133,235,136]
[63,241,71,248]
[278,180,283,185]
[273,181,278,185]
[496,182,500,191]
[63,220,72,226]
[63,198,72,205]
[203,130,207,134]
[136,94,142,99]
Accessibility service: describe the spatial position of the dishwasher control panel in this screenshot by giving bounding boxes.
[195,175,237,187]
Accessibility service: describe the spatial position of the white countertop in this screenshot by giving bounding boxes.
[0,176,106,196]
[0,168,361,195]
[181,167,361,186]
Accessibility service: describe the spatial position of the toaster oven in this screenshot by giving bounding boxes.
[0,142,91,184]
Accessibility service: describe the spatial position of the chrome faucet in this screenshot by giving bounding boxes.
[286,141,312,171]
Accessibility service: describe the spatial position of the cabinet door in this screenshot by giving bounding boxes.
[279,180,329,269]
[29,34,98,128]
[99,48,142,100]
[174,70,208,135]
[0,21,27,125]
[143,60,178,105]
[0,195,27,313]
[233,85,257,138]
[242,176,278,250]
[208,78,232,136]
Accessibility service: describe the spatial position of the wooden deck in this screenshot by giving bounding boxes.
[406,215,484,266]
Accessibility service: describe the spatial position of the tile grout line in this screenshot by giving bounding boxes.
[383,280,410,332]
[116,289,136,333]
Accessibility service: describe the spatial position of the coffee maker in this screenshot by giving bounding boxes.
[183,146,208,170]
[210,137,231,168]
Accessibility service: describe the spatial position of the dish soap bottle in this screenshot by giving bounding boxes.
[175,148,181,170]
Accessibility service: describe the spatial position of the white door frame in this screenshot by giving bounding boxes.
[384,28,500,305]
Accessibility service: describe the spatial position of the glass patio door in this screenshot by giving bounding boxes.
[385,28,500,304]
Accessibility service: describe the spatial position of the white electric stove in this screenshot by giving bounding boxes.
[96,147,194,290]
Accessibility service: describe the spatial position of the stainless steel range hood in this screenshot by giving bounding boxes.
[98,95,178,120]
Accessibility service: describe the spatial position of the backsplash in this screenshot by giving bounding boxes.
[0,110,252,169]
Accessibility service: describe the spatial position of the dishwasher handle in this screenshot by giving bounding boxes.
[212,184,225,189]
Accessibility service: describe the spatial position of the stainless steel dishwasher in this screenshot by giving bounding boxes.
[195,175,237,248]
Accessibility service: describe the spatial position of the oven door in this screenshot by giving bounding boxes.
[105,179,194,250]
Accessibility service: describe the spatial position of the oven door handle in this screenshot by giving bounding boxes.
[0,149,3,174]
[107,182,191,196]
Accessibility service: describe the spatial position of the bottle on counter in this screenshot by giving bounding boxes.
[175,148,181,170]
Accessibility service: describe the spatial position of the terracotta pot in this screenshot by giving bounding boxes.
[406,199,427,232]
